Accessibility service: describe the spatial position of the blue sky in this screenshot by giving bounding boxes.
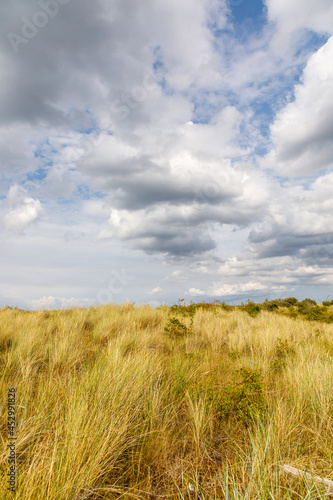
[0,0,333,309]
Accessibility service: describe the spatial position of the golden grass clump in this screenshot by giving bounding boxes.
[0,303,333,498]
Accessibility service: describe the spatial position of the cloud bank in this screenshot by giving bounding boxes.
[0,0,332,308]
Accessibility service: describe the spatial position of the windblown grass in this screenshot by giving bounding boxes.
[1,302,333,498]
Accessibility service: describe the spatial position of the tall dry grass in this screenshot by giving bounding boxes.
[0,303,333,498]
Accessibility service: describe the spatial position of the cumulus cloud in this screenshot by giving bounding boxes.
[209,171,333,298]
[108,206,217,258]
[105,171,269,258]
[0,124,41,178]
[264,36,333,176]
[79,112,270,258]
[247,173,333,263]
[217,252,333,294]
[186,281,270,299]
[2,185,43,232]
[0,0,223,127]
[30,295,92,310]
[147,286,162,295]
[212,281,268,296]
[187,287,206,296]
[266,0,333,48]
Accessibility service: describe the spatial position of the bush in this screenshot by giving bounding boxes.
[279,297,298,308]
[270,338,294,371]
[164,317,189,337]
[242,301,262,318]
[306,306,333,323]
[262,299,279,311]
[170,299,196,331]
[191,368,267,427]
[218,368,267,426]
[297,298,317,314]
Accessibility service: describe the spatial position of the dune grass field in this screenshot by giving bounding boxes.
[1,299,333,499]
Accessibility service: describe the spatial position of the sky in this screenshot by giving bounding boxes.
[1,0,333,310]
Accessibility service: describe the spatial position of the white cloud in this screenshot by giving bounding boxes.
[264,36,333,176]
[30,295,92,310]
[148,286,162,295]
[211,171,333,296]
[0,124,40,178]
[2,185,43,232]
[162,270,183,281]
[141,0,225,92]
[187,288,206,296]
[95,229,114,241]
[266,0,333,49]
[186,281,269,299]
[211,281,268,296]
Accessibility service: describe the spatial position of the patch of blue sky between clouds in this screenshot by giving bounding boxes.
[75,185,106,201]
[190,90,229,124]
[152,46,164,72]
[229,0,267,38]
[293,30,329,59]
[210,0,267,42]
[26,165,53,183]
[76,127,96,135]
[151,45,172,96]
[75,109,100,135]
[33,139,53,157]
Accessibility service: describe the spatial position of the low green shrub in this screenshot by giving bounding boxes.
[306,306,333,323]
[164,317,189,337]
[169,299,196,331]
[190,368,267,427]
[242,301,262,318]
[280,297,298,307]
[262,299,279,311]
[270,338,294,371]
[297,298,317,314]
